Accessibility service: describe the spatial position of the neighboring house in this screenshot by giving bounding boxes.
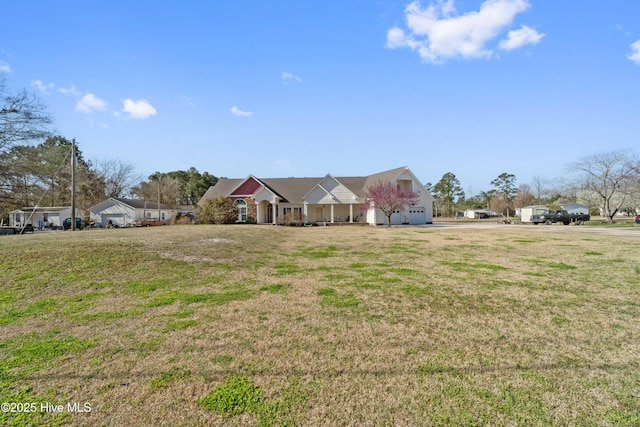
[520,205,548,223]
[89,198,173,227]
[463,209,498,219]
[8,206,86,229]
[560,203,589,215]
[198,166,434,225]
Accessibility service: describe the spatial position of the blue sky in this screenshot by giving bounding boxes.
[2,0,639,195]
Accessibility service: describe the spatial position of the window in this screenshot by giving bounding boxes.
[235,199,247,222]
[283,207,303,222]
[283,207,303,215]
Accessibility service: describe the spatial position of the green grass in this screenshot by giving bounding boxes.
[151,366,191,388]
[199,374,308,425]
[317,287,360,308]
[1,224,639,425]
[199,375,264,416]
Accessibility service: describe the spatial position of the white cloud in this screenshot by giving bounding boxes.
[627,40,640,65]
[30,80,55,94]
[282,72,302,82]
[230,106,253,117]
[122,99,157,119]
[386,0,539,63]
[76,93,108,113]
[0,62,10,73]
[499,25,545,51]
[58,85,82,96]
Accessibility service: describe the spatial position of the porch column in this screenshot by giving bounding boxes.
[330,204,334,223]
[272,202,277,225]
[256,202,262,224]
[303,203,308,225]
[349,204,353,223]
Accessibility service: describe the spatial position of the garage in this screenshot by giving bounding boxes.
[101,213,125,227]
[408,207,426,225]
[390,210,402,225]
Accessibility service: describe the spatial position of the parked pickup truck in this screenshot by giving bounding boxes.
[530,210,590,225]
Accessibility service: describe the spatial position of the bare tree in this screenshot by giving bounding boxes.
[131,174,182,208]
[0,75,52,152]
[361,180,420,226]
[514,183,535,209]
[94,158,141,198]
[568,150,639,222]
[531,175,549,204]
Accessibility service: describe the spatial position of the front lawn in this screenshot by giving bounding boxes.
[1,225,639,425]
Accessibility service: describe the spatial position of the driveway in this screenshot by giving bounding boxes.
[420,222,640,238]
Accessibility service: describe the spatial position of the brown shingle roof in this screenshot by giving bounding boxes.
[198,167,410,205]
[114,198,171,210]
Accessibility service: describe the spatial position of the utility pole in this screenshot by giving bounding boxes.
[157,176,161,221]
[71,138,76,231]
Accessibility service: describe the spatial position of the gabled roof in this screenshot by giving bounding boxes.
[228,176,264,197]
[112,198,171,210]
[259,178,322,203]
[199,179,243,205]
[302,174,361,203]
[11,206,72,213]
[90,198,171,213]
[198,166,424,205]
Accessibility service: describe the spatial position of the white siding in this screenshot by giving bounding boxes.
[91,200,136,226]
[305,187,333,204]
[254,187,276,203]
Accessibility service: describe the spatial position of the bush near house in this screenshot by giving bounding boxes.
[197,197,237,224]
[278,211,305,226]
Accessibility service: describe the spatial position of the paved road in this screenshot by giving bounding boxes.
[421,222,640,237]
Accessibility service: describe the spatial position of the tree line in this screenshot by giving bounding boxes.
[427,151,640,223]
[0,74,218,221]
[2,73,638,223]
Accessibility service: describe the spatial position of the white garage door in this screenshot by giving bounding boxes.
[408,207,426,225]
[390,210,402,225]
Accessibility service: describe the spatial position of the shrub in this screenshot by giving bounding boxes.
[278,211,305,226]
[197,197,237,224]
[170,212,195,225]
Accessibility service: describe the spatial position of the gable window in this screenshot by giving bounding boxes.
[235,199,247,222]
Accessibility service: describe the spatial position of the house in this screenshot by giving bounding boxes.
[88,198,173,227]
[463,209,498,219]
[520,205,548,223]
[560,203,589,215]
[198,166,434,225]
[8,206,86,229]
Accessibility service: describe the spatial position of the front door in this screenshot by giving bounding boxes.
[316,207,323,222]
[266,204,273,224]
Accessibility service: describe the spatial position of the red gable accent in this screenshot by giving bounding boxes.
[230,177,262,196]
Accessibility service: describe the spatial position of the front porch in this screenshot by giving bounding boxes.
[252,200,365,225]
